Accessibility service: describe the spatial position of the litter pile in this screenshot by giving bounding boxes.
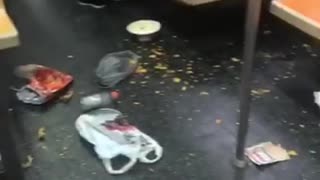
[13,47,162,174]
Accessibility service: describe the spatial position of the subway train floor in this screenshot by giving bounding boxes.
[1,0,320,180]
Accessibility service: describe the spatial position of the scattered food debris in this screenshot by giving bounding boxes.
[273,77,280,81]
[231,57,241,62]
[21,155,34,169]
[41,145,48,150]
[162,74,168,78]
[37,127,46,141]
[227,42,234,46]
[173,77,182,83]
[151,49,164,56]
[309,150,317,154]
[246,142,290,165]
[59,90,74,102]
[263,30,272,35]
[149,54,157,59]
[299,124,305,128]
[263,53,272,58]
[136,66,148,74]
[186,70,193,74]
[215,119,223,125]
[133,102,141,105]
[193,109,201,113]
[302,43,311,48]
[166,70,176,74]
[155,91,161,94]
[186,66,192,70]
[154,63,168,70]
[148,168,155,172]
[234,76,240,80]
[200,91,209,96]
[67,55,74,59]
[251,89,271,96]
[173,54,181,58]
[287,150,298,157]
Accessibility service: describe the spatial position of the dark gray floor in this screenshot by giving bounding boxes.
[2,0,320,180]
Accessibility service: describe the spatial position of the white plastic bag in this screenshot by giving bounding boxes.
[75,108,163,174]
[314,91,320,108]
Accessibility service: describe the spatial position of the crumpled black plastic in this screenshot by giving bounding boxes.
[96,51,140,87]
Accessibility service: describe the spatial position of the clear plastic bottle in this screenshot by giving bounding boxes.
[80,91,120,112]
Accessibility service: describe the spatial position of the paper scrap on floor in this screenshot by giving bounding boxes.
[245,142,290,165]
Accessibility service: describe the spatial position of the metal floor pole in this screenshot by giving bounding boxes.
[234,0,263,168]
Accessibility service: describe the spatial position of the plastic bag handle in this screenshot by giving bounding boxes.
[138,133,163,164]
[102,157,137,175]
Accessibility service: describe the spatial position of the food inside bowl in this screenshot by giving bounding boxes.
[127,20,161,35]
[126,20,161,42]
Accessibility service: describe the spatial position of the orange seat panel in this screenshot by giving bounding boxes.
[280,0,320,24]
[270,0,320,40]
[0,11,17,36]
[0,0,19,49]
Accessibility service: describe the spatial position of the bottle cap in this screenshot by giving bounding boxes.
[111,91,120,100]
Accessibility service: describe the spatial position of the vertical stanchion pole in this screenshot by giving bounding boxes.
[234,0,263,168]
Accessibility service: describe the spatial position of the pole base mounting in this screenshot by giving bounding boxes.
[234,159,247,168]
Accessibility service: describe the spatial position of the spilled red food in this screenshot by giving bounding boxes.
[29,67,73,97]
[103,122,137,132]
